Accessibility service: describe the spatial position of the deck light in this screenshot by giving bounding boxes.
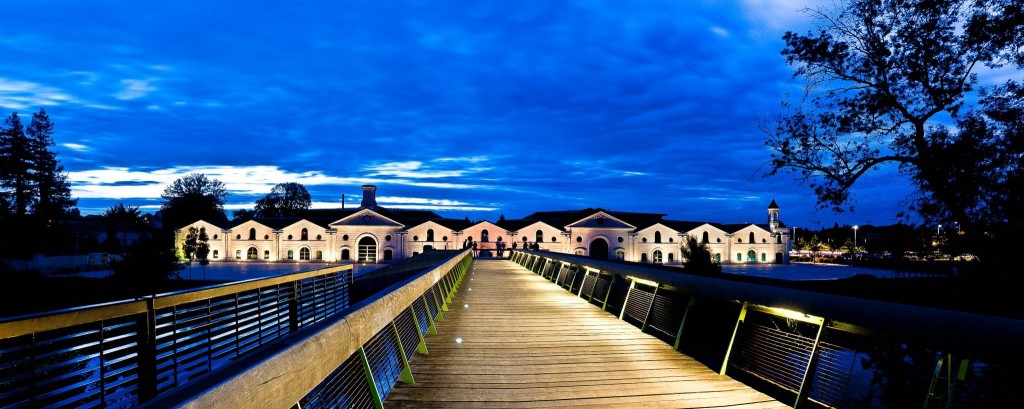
[464,304,469,308]
[455,337,463,344]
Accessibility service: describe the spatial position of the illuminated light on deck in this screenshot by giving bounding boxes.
[455,337,463,344]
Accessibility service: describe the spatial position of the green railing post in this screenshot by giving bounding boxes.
[409,305,430,354]
[390,322,416,384]
[357,347,384,409]
[601,274,617,312]
[423,296,440,333]
[640,285,659,331]
[794,319,827,408]
[577,271,590,298]
[673,296,697,350]
[567,265,581,291]
[720,303,748,375]
[618,279,637,320]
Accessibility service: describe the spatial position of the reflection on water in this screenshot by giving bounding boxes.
[722,262,894,280]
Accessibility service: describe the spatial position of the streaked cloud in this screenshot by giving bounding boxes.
[114,78,159,100]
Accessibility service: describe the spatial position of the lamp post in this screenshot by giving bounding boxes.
[852,225,858,255]
[937,224,942,235]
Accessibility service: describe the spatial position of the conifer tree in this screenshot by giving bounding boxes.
[27,109,77,220]
[0,112,36,215]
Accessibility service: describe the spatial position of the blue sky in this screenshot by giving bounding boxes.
[1,0,923,229]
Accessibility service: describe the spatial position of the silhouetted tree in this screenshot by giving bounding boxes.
[232,208,255,220]
[0,112,34,216]
[159,173,228,229]
[111,232,183,283]
[103,202,143,252]
[765,0,1024,271]
[253,182,311,218]
[27,109,76,220]
[680,236,721,275]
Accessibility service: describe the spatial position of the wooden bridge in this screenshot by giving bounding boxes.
[386,259,785,408]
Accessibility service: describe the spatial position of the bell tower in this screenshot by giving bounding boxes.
[767,198,780,231]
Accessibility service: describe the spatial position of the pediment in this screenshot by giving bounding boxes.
[566,211,634,229]
[330,209,404,227]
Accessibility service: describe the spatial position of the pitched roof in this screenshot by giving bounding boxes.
[524,208,666,229]
[660,220,709,232]
[495,218,539,231]
[768,198,779,209]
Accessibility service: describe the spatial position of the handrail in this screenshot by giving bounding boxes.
[512,250,1024,355]
[164,249,473,409]
[0,264,353,338]
[0,263,355,408]
[510,250,1023,408]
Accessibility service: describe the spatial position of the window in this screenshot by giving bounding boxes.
[762,238,767,243]
[641,253,648,263]
[702,231,709,243]
[385,234,391,241]
[551,237,556,242]
[736,253,742,262]
[747,250,756,262]
[383,249,393,260]
[343,234,349,240]
[669,237,674,243]
[536,230,544,243]
[715,253,721,262]
[481,230,489,242]
[522,237,528,243]
[413,236,419,241]
[213,250,219,259]
[235,249,241,259]
[248,228,256,240]
[761,252,767,262]
[427,229,434,242]
[316,234,322,240]
[213,234,218,240]
[287,250,294,260]
[749,232,755,244]
[615,250,625,260]
[247,247,258,260]
[668,253,674,263]
[413,251,419,257]
[717,238,721,243]
[358,237,376,263]
[738,238,743,243]
[442,236,448,241]
[341,249,350,260]
[300,247,310,260]
[264,235,269,240]
[301,228,308,240]
[236,234,241,240]
[653,250,663,264]
[654,231,662,243]
[777,235,782,244]
[263,250,270,260]
[576,236,582,243]
[315,250,322,260]
[288,235,293,240]
[618,236,624,243]
[642,237,648,243]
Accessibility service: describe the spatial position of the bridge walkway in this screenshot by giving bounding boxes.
[386,259,787,408]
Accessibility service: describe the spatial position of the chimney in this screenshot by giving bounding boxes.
[360,185,377,209]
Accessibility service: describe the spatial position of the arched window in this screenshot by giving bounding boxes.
[702,231,709,243]
[481,229,490,242]
[536,230,544,243]
[300,247,310,260]
[248,228,256,240]
[263,250,270,260]
[426,229,434,242]
[714,253,721,262]
[655,231,662,243]
[668,253,674,263]
[315,250,322,260]
[247,247,258,260]
[358,237,377,263]
[301,228,308,240]
[761,252,767,262]
[383,249,393,260]
[287,250,294,260]
[749,232,755,244]
[235,249,241,259]
[212,250,219,259]
[341,248,350,260]
[736,253,742,262]
[641,253,649,263]
[747,250,756,262]
[777,235,782,244]
[615,250,625,260]
[653,250,663,264]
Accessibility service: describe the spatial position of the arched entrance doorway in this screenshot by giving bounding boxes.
[358,237,377,263]
[746,249,756,262]
[589,237,609,259]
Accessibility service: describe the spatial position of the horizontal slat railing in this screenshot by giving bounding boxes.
[509,250,1024,409]
[166,249,472,409]
[0,264,353,408]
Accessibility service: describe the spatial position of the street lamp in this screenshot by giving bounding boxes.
[852,225,858,255]
[937,224,942,235]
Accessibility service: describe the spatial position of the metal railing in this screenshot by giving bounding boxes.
[157,249,472,409]
[0,265,353,408]
[510,250,1024,408]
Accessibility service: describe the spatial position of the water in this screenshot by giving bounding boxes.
[721,262,894,280]
[177,262,385,281]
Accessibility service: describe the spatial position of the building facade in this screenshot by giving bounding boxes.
[176,185,790,265]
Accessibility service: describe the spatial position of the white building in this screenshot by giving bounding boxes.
[176,186,790,265]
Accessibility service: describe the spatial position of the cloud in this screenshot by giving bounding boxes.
[62,143,91,152]
[0,77,77,110]
[114,78,158,100]
[710,26,730,37]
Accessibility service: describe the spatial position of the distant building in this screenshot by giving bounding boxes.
[176,185,790,265]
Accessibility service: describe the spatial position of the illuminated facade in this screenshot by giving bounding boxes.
[176,186,790,265]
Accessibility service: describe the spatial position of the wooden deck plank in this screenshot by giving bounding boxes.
[386,259,783,407]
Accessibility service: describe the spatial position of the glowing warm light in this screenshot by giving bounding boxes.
[464,304,469,308]
[455,337,463,344]
[752,304,824,324]
[626,276,658,287]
